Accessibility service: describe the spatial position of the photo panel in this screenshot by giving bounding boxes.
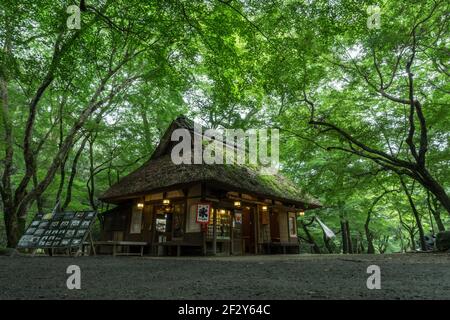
[18,211,97,249]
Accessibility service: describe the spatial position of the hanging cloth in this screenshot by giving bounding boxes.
[316,217,336,239]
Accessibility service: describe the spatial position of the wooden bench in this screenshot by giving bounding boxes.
[261,242,300,254]
[95,241,147,256]
[154,241,202,257]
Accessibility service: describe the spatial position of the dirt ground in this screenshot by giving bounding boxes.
[0,253,449,300]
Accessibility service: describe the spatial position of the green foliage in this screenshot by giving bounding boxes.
[0,0,448,250]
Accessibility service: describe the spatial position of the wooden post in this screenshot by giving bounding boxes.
[89,230,96,256]
[201,182,207,256]
[202,229,207,256]
[212,207,217,255]
[287,212,291,244]
[150,205,157,256]
[254,206,259,254]
[230,211,234,255]
[183,188,188,236]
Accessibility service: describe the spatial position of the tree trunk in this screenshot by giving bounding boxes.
[417,167,450,215]
[62,134,89,211]
[55,154,68,206]
[365,206,376,254]
[3,205,18,248]
[87,137,97,211]
[377,235,389,254]
[32,172,44,214]
[341,220,348,254]
[365,224,375,254]
[432,211,446,232]
[359,239,365,253]
[364,190,394,254]
[427,191,445,232]
[323,233,333,253]
[400,177,427,251]
[299,219,321,254]
[408,231,416,251]
[308,124,450,215]
[345,220,353,253]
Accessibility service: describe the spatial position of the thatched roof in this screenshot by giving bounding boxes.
[100,116,321,208]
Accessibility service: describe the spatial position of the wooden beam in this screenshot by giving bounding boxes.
[227,194,272,206]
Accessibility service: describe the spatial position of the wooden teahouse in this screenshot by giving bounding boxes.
[99,116,321,256]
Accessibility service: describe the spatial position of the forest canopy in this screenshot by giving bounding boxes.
[0,0,449,252]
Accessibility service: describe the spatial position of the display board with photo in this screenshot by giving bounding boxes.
[17,211,97,250]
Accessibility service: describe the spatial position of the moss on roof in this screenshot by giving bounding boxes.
[100,116,321,208]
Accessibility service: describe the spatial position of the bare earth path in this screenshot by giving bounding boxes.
[1,253,449,300]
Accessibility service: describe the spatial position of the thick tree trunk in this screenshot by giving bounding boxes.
[418,167,450,215]
[4,206,18,248]
[308,122,450,216]
[432,212,446,232]
[3,204,26,248]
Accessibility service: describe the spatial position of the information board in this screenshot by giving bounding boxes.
[17,211,97,249]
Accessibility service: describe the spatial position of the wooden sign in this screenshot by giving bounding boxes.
[17,211,97,250]
[196,203,211,224]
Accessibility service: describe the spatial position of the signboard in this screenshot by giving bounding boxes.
[17,211,97,249]
[234,211,242,225]
[196,203,211,224]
